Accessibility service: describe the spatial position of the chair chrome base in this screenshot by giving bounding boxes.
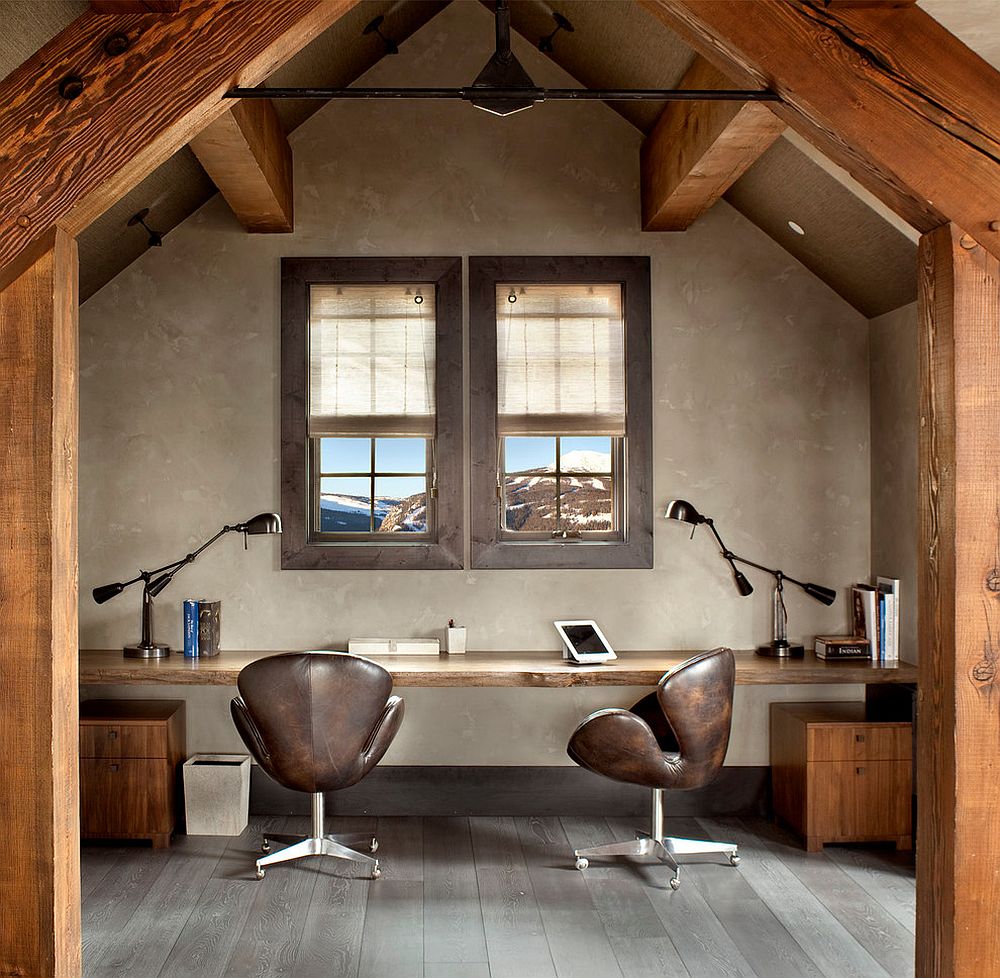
[255,792,380,880]
[573,788,739,889]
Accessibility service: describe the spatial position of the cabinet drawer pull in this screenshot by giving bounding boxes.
[110,764,119,772]
[855,734,865,743]
[855,766,865,775]
[108,730,118,740]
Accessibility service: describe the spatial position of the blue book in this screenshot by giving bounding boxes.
[878,594,886,661]
[183,599,200,657]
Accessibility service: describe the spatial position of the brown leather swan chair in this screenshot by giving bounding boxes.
[231,651,404,880]
[567,647,739,889]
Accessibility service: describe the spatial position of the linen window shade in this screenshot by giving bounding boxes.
[496,283,626,436]
[309,284,436,437]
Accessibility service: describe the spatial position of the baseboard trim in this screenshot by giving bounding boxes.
[250,765,769,817]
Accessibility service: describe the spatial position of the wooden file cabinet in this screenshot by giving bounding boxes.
[770,702,912,853]
[80,700,185,848]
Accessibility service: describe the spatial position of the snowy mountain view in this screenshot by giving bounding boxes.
[320,493,427,533]
[505,448,613,532]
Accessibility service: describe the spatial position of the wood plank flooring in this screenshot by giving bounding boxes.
[81,816,915,978]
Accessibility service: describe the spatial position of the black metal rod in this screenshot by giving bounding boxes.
[703,518,803,588]
[225,86,780,102]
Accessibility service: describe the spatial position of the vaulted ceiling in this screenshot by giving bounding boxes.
[1,0,992,313]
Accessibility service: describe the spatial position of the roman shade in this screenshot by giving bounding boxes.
[496,283,626,436]
[309,283,436,436]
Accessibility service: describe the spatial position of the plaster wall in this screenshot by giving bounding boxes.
[80,2,870,766]
[870,301,919,659]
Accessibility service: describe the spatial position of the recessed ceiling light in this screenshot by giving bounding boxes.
[788,221,805,236]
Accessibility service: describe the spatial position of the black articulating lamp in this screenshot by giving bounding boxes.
[664,499,836,658]
[93,513,282,659]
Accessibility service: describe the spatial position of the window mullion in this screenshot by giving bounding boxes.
[369,438,376,533]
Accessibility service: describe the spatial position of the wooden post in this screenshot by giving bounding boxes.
[918,223,1000,977]
[0,230,80,977]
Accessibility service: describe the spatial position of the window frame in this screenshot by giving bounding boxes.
[469,256,653,569]
[281,257,463,569]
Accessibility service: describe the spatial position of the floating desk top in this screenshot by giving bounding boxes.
[79,649,917,688]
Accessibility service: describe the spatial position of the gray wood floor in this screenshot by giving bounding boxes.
[81,815,915,978]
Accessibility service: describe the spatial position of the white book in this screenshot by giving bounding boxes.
[876,576,901,662]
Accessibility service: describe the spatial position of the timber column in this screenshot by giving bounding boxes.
[0,229,81,977]
[917,223,1000,978]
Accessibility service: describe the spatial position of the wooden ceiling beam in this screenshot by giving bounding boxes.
[190,98,293,233]
[90,2,183,12]
[0,0,358,288]
[639,0,1000,260]
[640,55,785,231]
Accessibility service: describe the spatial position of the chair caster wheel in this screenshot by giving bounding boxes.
[370,838,379,853]
[575,857,589,871]
[730,854,740,867]
[255,867,265,880]
[669,876,681,890]
[261,841,271,854]
[371,863,381,880]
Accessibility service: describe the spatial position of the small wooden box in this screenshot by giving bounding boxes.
[80,699,185,848]
[770,701,912,852]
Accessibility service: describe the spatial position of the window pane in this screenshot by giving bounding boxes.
[375,477,427,533]
[559,476,613,531]
[560,436,612,473]
[320,437,371,473]
[504,474,558,530]
[504,436,555,473]
[319,477,373,532]
[376,438,427,473]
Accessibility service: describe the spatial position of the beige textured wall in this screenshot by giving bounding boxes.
[79,2,870,766]
[870,302,919,659]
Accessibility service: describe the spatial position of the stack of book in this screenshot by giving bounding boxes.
[183,599,221,658]
[850,577,900,663]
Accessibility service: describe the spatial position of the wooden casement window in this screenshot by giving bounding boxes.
[470,256,653,569]
[281,257,463,569]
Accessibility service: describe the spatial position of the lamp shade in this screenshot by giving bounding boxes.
[802,582,837,606]
[733,568,754,597]
[92,581,125,605]
[664,499,704,525]
[242,512,282,535]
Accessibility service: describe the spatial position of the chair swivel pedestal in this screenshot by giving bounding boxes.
[255,790,381,880]
[568,647,740,889]
[573,786,739,890]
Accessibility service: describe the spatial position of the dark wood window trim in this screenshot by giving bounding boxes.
[469,256,653,570]
[281,256,463,570]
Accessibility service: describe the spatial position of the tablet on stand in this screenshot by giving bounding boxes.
[553,620,617,664]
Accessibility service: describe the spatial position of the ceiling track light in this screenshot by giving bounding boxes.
[127,208,163,247]
[362,14,399,56]
[225,0,779,115]
[539,12,574,53]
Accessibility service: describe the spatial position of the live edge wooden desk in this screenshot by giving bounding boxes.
[79,649,917,688]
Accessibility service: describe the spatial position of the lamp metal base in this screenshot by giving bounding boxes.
[124,642,171,659]
[755,642,804,659]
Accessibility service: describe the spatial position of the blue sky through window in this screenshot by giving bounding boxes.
[321,437,427,473]
[504,437,555,472]
[504,436,612,472]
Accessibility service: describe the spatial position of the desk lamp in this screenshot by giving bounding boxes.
[664,499,836,658]
[93,513,282,659]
